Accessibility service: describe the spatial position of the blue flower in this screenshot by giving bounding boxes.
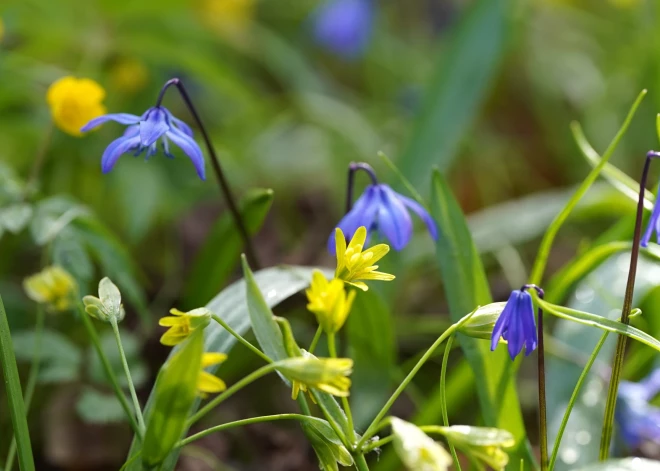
[81,106,205,180]
[641,184,660,247]
[328,184,438,253]
[490,290,537,360]
[616,369,660,449]
[312,0,373,59]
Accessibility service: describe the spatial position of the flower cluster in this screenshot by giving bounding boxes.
[490,289,538,360]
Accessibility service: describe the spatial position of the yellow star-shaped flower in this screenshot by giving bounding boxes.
[334,226,394,291]
[197,352,227,397]
[306,270,356,334]
[158,308,211,346]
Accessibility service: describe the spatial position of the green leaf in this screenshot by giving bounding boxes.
[142,329,204,468]
[51,229,95,289]
[400,0,508,185]
[0,203,32,233]
[430,169,534,466]
[125,265,327,470]
[38,363,80,384]
[76,387,126,424]
[573,459,660,471]
[12,329,81,366]
[183,189,273,307]
[347,289,395,429]
[29,196,88,246]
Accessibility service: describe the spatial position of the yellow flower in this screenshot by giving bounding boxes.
[334,226,394,291]
[276,352,353,399]
[197,352,227,397]
[158,308,212,346]
[23,266,77,312]
[110,58,149,94]
[46,76,107,136]
[391,418,452,471]
[306,270,356,334]
[200,0,255,40]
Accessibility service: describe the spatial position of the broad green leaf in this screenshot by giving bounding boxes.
[347,289,395,429]
[574,458,660,471]
[29,197,88,246]
[400,0,508,185]
[51,229,94,289]
[546,252,660,470]
[0,203,32,233]
[11,329,81,367]
[142,329,204,468]
[430,169,534,466]
[76,387,126,424]
[125,265,328,470]
[183,189,273,308]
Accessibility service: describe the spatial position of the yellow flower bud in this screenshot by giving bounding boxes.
[158,308,212,346]
[391,418,452,471]
[46,76,106,136]
[275,352,353,399]
[306,270,356,334]
[23,266,77,312]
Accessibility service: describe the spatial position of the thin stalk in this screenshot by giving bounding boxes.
[535,294,548,471]
[529,89,647,285]
[4,308,44,471]
[0,295,35,471]
[109,317,146,435]
[312,390,350,448]
[78,302,142,439]
[440,335,461,471]
[211,314,271,364]
[356,310,477,450]
[155,78,259,268]
[353,454,370,471]
[549,331,609,470]
[363,436,394,453]
[24,121,53,199]
[187,363,277,427]
[346,162,379,212]
[328,333,356,446]
[600,151,658,460]
[308,325,323,354]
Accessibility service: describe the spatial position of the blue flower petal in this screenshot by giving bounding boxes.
[378,185,413,251]
[166,127,206,180]
[505,304,525,360]
[491,293,517,351]
[81,113,141,132]
[139,108,169,147]
[313,0,373,58]
[398,193,439,240]
[641,185,660,247]
[328,185,379,254]
[519,293,537,355]
[100,126,141,173]
[165,108,194,137]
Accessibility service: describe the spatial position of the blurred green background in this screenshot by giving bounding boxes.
[1,0,660,469]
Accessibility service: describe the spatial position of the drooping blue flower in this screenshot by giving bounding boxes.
[312,0,373,59]
[616,369,660,449]
[81,106,205,180]
[641,183,660,247]
[328,184,438,253]
[490,290,537,360]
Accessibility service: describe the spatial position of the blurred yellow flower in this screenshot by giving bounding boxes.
[159,308,212,346]
[276,352,353,399]
[46,77,107,136]
[110,58,149,94]
[197,352,227,397]
[306,270,356,334]
[334,226,394,291]
[200,0,255,40]
[391,418,452,471]
[23,266,77,312]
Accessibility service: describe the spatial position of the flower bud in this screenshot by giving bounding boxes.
[275,352,353,398]
[391,417,452,471]
[458,302,505,340]
[23,266,77,313]
[437,425,514,471]
[302,417,354,471]
[83,277,125,323]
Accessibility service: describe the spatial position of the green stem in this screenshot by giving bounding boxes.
[548,331,608,471]
[109,317,146,435]
[328,333,357,446]
[4,308,44,471]
[308,325,323,354]
[440,335,461,471]
[356,310,476,450]
[211,314,272,364]
[179,414,313,447]
[363,436,394,453]
[187,363,277,427]
[354,453,370,471]
[312,391,351,448]
[78,302,142,439]
[529,89,647,285]
[0,295,35,471]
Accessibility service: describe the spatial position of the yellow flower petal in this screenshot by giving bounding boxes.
[197,371,227,394]
[159,327,190,346]
[201,352,228,368]
[158,316,187,327]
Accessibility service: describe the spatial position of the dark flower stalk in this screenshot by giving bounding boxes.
[157,79,259,269]
[600,150,660,459]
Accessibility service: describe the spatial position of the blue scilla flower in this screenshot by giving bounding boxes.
[328,183,438,254]
[81,106,205,180]
[641,184,660,247]
[616,369,660,449]
[490,290,537,360]
[312,0,373,59]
